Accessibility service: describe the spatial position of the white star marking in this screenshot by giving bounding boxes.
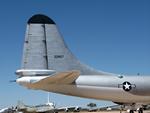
[124,82,131,90]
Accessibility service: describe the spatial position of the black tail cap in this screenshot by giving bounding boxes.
[27,14,55,24]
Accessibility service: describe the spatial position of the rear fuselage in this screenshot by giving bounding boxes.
[18,75,150,104]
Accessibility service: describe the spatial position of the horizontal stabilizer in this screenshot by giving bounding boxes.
[33,70,80,85]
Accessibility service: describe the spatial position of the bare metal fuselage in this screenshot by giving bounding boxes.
[21,75,150,104]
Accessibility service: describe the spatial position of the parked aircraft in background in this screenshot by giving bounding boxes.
[16,100,55,113]
[16,93,80,113]
[15,14,150,113]
[16,102,80,113]
[0,108,9,113]
[46,93,81,112]
[0,107,14,113]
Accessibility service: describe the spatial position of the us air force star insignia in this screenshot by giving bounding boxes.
[123,81,132,91]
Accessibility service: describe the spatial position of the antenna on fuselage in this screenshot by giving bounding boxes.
[137,73,140,76]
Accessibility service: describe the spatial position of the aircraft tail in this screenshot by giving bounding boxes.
[17,14,113,76]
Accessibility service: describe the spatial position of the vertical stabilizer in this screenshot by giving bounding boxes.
[22,14,55,69]
[20,14,112,75]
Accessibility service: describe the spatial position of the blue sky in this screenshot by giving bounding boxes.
[0,0,150,108]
